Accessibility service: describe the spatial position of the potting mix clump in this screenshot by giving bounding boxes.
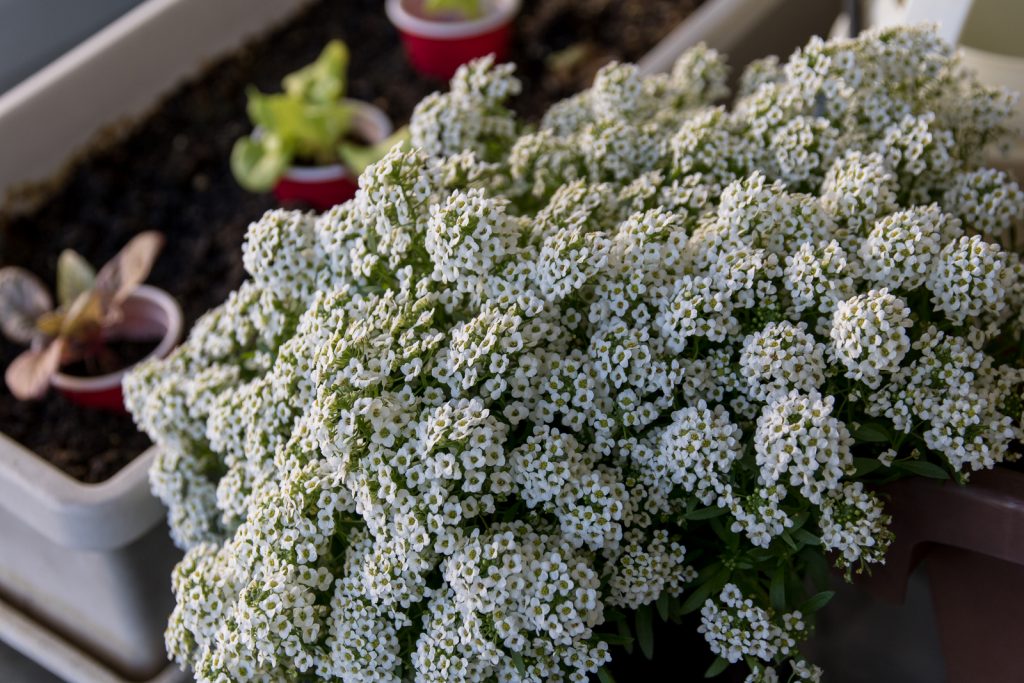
[126,26,1024,682]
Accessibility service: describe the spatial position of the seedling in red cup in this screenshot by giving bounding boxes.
[386,0,521,80]
[0,231,181,410]
[231,40,406,210]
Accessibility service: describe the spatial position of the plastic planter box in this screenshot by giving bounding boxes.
[857,469,1024,683]
[0,439,179,681]
[0,0,314,680]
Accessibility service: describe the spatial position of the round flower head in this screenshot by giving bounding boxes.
[739,321,828,402]
[943,168,1024,240]
[859,204,962,290]
[830,289,913,387]
[927,234,1017,324]
[754,390,853,504]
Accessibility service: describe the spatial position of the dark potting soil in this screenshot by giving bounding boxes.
[0,0,701,483]
[60,339,157,378]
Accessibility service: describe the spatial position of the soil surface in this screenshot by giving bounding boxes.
[60,339,157,378]
[0,0,700,483]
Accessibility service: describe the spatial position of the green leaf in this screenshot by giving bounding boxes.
[896,460,950,480]
[282,39,349,104]
[770,568,786,611]
[338,127,411,175]
[709,516,738,549]
[230,134,292,192]
[852,456,883,477]
[686,505,728,521]
[597,668,617,683]
[510,651,526,675]
[616,614,633,655]
[246,88,353,163]
[792,528,820,547]
[635,604,654,660]
[704,657,729,678]
[801,548,830,591]
[852,422,892,443]
[801,590,836,613]
[423,0,483,19]
[656,592,670,622]
[595,632,634,647]
[56,250,95,307]
[681,566,730,615]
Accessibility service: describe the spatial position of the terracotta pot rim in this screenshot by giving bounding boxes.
[386,0,520,40]
[50,284,182,393]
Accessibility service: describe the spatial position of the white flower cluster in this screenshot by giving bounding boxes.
[127,27,1024,682]
[699,584,804,663]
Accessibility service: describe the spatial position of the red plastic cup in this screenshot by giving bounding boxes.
[272,99,393,211]
[51,285,183,412]
[273,166,359,212]
[386,0,521,80]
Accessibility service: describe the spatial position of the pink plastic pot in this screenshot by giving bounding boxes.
[272,99,393,211]
[50,285,182,412]
[386,0,520,80]
[857,468,1024,683]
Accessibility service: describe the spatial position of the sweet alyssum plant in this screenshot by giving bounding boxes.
[128,26,1024,682]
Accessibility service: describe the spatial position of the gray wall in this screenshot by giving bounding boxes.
[0,0,145,93]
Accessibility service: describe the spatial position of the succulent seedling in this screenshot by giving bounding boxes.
[231,40,408,192]
[0,231,164,400]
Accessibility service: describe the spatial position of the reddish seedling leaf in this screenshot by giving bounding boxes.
[5,338,64,400]
[0,267,52,345]
[94,231,165,307]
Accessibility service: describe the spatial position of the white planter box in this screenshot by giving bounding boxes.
[638,0,841,77]
[0,439,180,681]
[0,0,313,680]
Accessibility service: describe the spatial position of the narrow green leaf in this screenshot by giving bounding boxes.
[793,529,820,547]
[770,568,786,611]
[896,460,949,480]
[595,632,634,647]
[635,604,655,660]
[681,566,730,614]
[597,668,617,683]
[656,592,670,622]
[852,456,883,477]
[852,422,892,443]
[338,126,410,175]
[510,652,526,675]
[616,614,633,655]
[704,656,729,678]
[800,548,830,591]
[687,505,728,521]
[801,590,836,613]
